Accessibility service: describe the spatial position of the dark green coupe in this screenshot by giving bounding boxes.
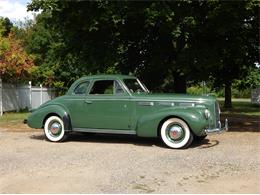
[27,75,228,149]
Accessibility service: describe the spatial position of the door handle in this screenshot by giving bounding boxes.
[84,100,92,104]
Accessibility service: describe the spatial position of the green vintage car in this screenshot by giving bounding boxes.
[27,75,228,149]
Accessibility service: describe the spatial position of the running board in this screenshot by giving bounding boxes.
[73,128,136,135]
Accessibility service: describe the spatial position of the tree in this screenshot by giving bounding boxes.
[0,32,35,82]
[0,17,13,37]
[234,66,260,90]
[27,1,128,88]
[197,1,259,108]
[26,0,203,92]
[27,0,259,108]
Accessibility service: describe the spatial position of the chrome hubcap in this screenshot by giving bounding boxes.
[168,125,184,140]
[49,122,62,136]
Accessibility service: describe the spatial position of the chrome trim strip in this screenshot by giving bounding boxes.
[138,101,154,106]
[133,99,199,103]
[119,79,133,97]
[65,98,199,103]
[65,99,85,101]
[196,104,206,108]
[136,79,149,93]
[73,128,136,135]
[158,102,175,106]
[179,102,195,107]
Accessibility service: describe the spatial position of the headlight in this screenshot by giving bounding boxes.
[204,109,210,119]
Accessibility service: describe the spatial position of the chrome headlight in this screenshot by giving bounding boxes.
[204,109,210,119]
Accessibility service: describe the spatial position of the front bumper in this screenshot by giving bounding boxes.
[205,119,228,134]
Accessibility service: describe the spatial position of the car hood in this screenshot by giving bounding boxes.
[132,93,216,103]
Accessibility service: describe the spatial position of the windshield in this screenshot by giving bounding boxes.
[123,79,149,93]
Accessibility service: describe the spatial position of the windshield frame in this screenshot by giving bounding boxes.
[137,79,150,93]
[122,78,149,94]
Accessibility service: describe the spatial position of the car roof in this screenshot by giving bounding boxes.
[66,74,137,95]
[78,74,137,81]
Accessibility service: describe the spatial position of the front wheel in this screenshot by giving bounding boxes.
[44,116,67,142]
[160,118,193,149]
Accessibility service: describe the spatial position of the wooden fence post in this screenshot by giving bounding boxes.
[40,84,43,105]
[29,81,32,109]
[0,78,2,116]
[16,83,19,112]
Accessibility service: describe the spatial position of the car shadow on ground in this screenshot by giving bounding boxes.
[30,132,219,149]
[30,132,163,147]
[221,114,260,132]
[191,138,219,149]
[70,132,164,148]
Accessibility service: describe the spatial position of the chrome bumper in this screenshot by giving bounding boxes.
[205,119,228,134]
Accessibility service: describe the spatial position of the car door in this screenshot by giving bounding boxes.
[64,80,91,128]
[82,79,133,130]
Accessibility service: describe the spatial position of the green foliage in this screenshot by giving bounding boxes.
[0,32,35,82]
[187,84,213,96]
[187,84,252,98]
[219,100,260,116]
[0,17,13,37]
[24,1,185,87]
[233,67,260,90]
[21,0,259,106]
[232,88,251,99]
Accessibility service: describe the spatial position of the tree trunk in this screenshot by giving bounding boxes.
[224,81,232,109]
[173,74,187,93]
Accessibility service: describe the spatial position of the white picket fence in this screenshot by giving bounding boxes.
[0,79,56,116]
[251,87,260,104]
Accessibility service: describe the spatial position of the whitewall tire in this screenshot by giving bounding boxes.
[44,116,67,142]
[160,118,193,149]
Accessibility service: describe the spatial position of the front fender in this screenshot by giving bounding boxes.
[136,107,207,137]
[27,104,72,131]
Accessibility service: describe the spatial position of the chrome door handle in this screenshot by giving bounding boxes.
[84,100,92,104]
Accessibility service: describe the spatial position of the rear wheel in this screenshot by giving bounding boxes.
[160,118,193,149]
[44,116,67,142]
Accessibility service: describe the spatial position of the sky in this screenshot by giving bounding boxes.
[0,0,35,22]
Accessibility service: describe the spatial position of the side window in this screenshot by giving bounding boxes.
[74,81,89,95]
[90,80,114,95]
[89,80,126,95]
[114,81,125,94]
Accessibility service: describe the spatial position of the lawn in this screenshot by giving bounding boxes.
[0,112,28,124]
[218,98,260,116]
[218,98,259,132]
[0,112,31,132]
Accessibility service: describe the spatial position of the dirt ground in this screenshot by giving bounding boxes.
[0,116,259,193]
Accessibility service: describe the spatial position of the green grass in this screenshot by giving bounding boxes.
[217,98,251,102]
[0,112,29,124]
[218,98,260,116]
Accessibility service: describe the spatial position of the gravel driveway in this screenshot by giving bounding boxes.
[0,128,259,193]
